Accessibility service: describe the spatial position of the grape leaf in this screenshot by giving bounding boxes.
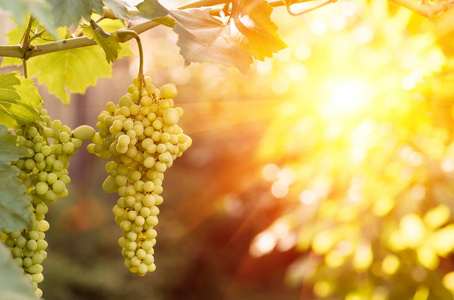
[0,242,39,300]
[0,0,58,38]
[128,14,176,28]
[97,17,126,32]
[97,18,134,58]
[47,0,104,27]
[83,20,122,63]
[0,72,43,129]
[136,0,169,19]
[169,2,286,73]
[103,0,130,20]
[114,43,133,59]
[152,16,176,28]
[0,124,32,233]
[131,0,175,28]
[232,0,287,61]
[170,9,254,74]
[0,0,130,36]
[25,46,114,104]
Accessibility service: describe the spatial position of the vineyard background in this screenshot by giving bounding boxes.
[3,0,454,299]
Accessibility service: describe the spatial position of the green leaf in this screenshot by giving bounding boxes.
[47,0,104,27]
[83,20,122,63]
[0,0,45,25]
[0,72,43,129]
[97,18,126,32]
[0,124,32,233]
[26,46,114,104]
[0,242,39,300]
[0,0,59,38]
[136,0,169,19]
[103,0,130,20]
[119,41,134,59]
[97,18,134,58]
[0,126,28,165]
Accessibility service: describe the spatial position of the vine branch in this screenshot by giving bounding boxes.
[389,0,454,18]
[285,0,338,15]
[0,20,159,60]
[28,29,47,44]
[0,0,452,60]
[21,17,34,77]
[21,17,34,53]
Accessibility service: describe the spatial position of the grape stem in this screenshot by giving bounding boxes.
[122,30,144,101]
[22,59,28,78]
[33,121,51,146]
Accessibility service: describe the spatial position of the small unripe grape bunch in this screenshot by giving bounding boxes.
[88,76,192,275]
[3,106,89,298]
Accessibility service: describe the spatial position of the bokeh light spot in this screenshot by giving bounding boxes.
[311,18,328,35]
[443,272,454,292]
[250,231,277,257]
[271,75,290,95]
[272,181,289,198]
[330,15,347,31]
[354,25,374,44]
[299,190,318,205]
[294,44,311,60]
[262,164,280,181]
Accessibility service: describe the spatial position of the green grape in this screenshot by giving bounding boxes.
[52,180,66,194]
[163,108,179,125]
[160,84,177,99]
[103,176,119,193]
[2,107,85,298]
[118,135,131,147]
[58,132,70,143]
[89,77,191,275]
[62,142,75,154]
[72,125,96,141]
[35,182,49,195]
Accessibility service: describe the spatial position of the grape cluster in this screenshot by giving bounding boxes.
[88,77,191,275]
[1,107,92,298]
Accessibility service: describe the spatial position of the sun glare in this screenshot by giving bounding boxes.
[323,79,373,116]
